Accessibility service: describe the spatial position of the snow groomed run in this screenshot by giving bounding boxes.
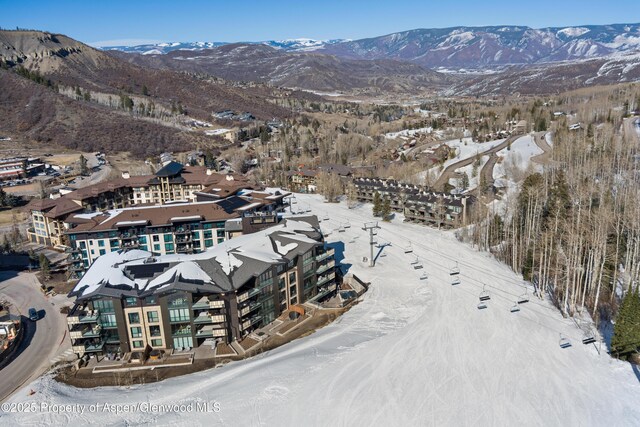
[3,193,640,426]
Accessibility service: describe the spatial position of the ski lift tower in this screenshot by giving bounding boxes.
[362,222,381,267]
[284,194,297,214]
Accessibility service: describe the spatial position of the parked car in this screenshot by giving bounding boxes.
[28,307,38,321]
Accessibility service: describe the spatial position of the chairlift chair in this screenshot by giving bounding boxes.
[380,252,387,258]
[338,226,345,233]
[451,277,461,286]
[420,272,428,280]
[450,261,460,276]
[559,334,572,349]
[518,288,529,304]
[479,285,491,302]
[413,262,424,270]
[404,243,413,254]
[510,302,520,313]
[344,221,351,229]
[477,301,488,310]
[582,331,596,345]
[323,212,330,221]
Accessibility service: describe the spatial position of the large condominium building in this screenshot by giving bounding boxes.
[26,162,251,247]
[66,216,337,358]
[64,191,289,278]
[353,178,474,228]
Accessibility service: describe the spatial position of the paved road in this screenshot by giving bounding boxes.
[0,271,69,403]
[531,131,555,166]
[433,135,518,190]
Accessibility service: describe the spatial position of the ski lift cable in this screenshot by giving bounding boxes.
[316,210,594,340]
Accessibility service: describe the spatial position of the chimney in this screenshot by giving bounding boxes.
[121,171,130,179]
[206,168,213,176]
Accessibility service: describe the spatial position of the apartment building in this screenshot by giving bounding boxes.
[26,162,251,246]
[66,216,337,358]
[353,178,474,228]
[65,191,290,278]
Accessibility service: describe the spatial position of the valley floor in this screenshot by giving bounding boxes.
[2,193,640,426]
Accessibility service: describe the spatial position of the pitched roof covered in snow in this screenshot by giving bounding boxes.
[69,216,324,300]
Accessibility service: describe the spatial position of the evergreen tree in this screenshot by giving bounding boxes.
[39,253,50,281]
[612,286,640,360]
[382,198,391,221]
[461,172,470,190]
[372,191,381,217]
[79,154,89,176]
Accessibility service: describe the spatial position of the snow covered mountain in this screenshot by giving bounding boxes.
[103,38,346,55]
[318,23,640,69]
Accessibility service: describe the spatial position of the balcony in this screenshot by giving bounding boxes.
[209,300,225,309]
[174,227,191,235]
[196,325,226,338]
[175,235,192,243]
[72,340,105,354]
[70,325,102,339]
[171,326,192,336]
[317,272,336,286]
[315,248,335,262]
[239,301,260,317]
[316,260,335,275]
[237,287,260,303]
[193,314,225,324]
[241,315,262,330]
[192,297,210,310]
[67,307,100,325]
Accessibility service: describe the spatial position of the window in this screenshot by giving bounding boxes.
[132,340,144,349]
[153,244,161,252]
[110,239,119,247]
[128,312,140,324]
[165,243,174,252]
[99,249,106,256]
[147,311,159,323]
[145,295,157,305]
[289,272,297,286]
[93,299,114,313]
[204,239,213,248]
[258,270,272,284]
[130,326,142,338]
[139,236,147,244]
[217,229,225,238]
[192,231,200,239]
[98,240,105,247]
[124,297,137,307]
[149,325,162,337]
[152,235,159,242]
[164,234,173,242]
[169,308,190,322]
[151,339,163,347]
[101,313,117,328]
[204,230,213,239]
[218,238,224,244]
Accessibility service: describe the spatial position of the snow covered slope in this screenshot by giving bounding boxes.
[3,194,640,426]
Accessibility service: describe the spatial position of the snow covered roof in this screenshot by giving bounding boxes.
[69,216,324,299]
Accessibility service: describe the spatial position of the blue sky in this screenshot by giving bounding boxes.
[0,0,638,45]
